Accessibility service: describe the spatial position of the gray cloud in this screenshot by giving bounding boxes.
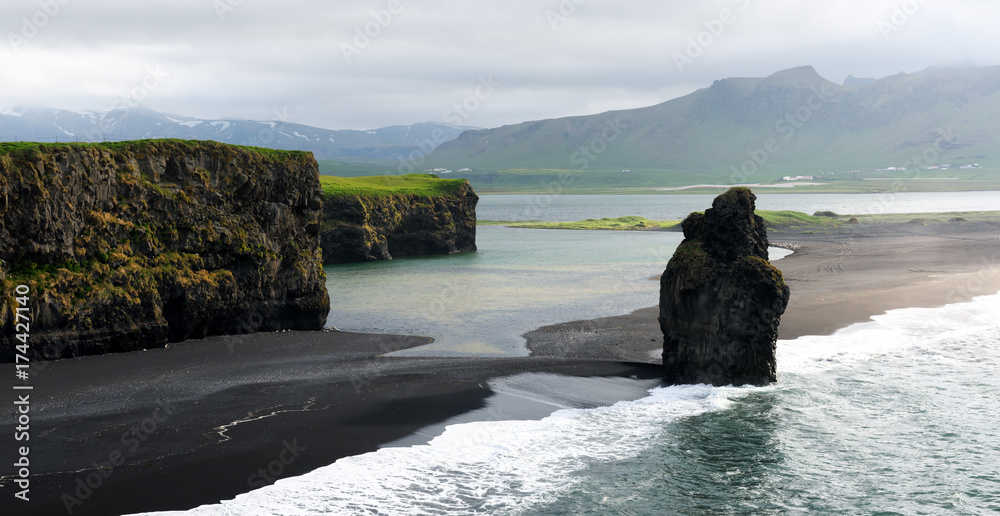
[1,0,997,130]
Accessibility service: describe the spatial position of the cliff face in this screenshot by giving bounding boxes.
[658,187,790,386]
[321,181,478,263]
[0,140,329,362]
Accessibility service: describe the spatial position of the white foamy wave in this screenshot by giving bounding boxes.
[134,293,1000,516]
[130,385,736,516]
[778,292,1000,376]
[488,372,663,409]
[769,247,794,261]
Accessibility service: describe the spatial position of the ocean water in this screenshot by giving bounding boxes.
[140,293,1000,515]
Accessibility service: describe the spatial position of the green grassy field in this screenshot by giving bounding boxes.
[480,210,1000,232]
[317,161,1000,195]
[480,216,681,231]
[318,174,467,197]
[844,210,1000,225]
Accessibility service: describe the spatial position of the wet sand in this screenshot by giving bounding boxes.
[527,218,1000,361]
[774,222,1000,339]
[3,218,998,516]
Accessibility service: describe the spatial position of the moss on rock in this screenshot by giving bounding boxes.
[320,176,478,263]
[659,187,790,386]
[0,140,329,362]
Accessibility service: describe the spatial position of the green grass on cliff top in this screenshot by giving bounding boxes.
[0,139,312,160]
[480,212,830,231]
[480,216,681,231]
[319,174,467,197]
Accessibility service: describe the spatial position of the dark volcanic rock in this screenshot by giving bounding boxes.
[320,181,478,263]
[658,187,790,386]
[0,140,330,362]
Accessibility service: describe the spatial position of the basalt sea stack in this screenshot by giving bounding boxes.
[0,140,330,362]
[658,187,789,386]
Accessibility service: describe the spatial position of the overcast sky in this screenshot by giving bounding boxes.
[1,0,997,130]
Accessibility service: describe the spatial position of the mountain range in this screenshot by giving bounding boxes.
[425,65,1000,175]
[0,106,473,161]
[6,65,998,182]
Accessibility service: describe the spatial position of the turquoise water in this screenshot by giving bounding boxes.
[325,225,683,356]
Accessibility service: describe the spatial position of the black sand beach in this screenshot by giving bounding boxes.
[3,218,999,516]
[1,331,663,516]
[528,219,1000,357]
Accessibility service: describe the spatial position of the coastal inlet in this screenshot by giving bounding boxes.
[326,225,684,356]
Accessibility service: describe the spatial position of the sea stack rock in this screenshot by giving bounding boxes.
[658,187,790,386]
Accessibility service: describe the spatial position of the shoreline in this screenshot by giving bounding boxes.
[4,219,1000,515]
[775,221,1000,339]
[472,185,1000,195]
[0,330,664,516]
[526,219,1000,361]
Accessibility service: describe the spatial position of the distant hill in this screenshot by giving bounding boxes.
[0,106,474,160]
[426,65,1000,175]
[842,75,876,87]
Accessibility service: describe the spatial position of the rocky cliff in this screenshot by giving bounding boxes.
[321,180,477,263]
[0,140,329,362]
[658,187,790,386]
